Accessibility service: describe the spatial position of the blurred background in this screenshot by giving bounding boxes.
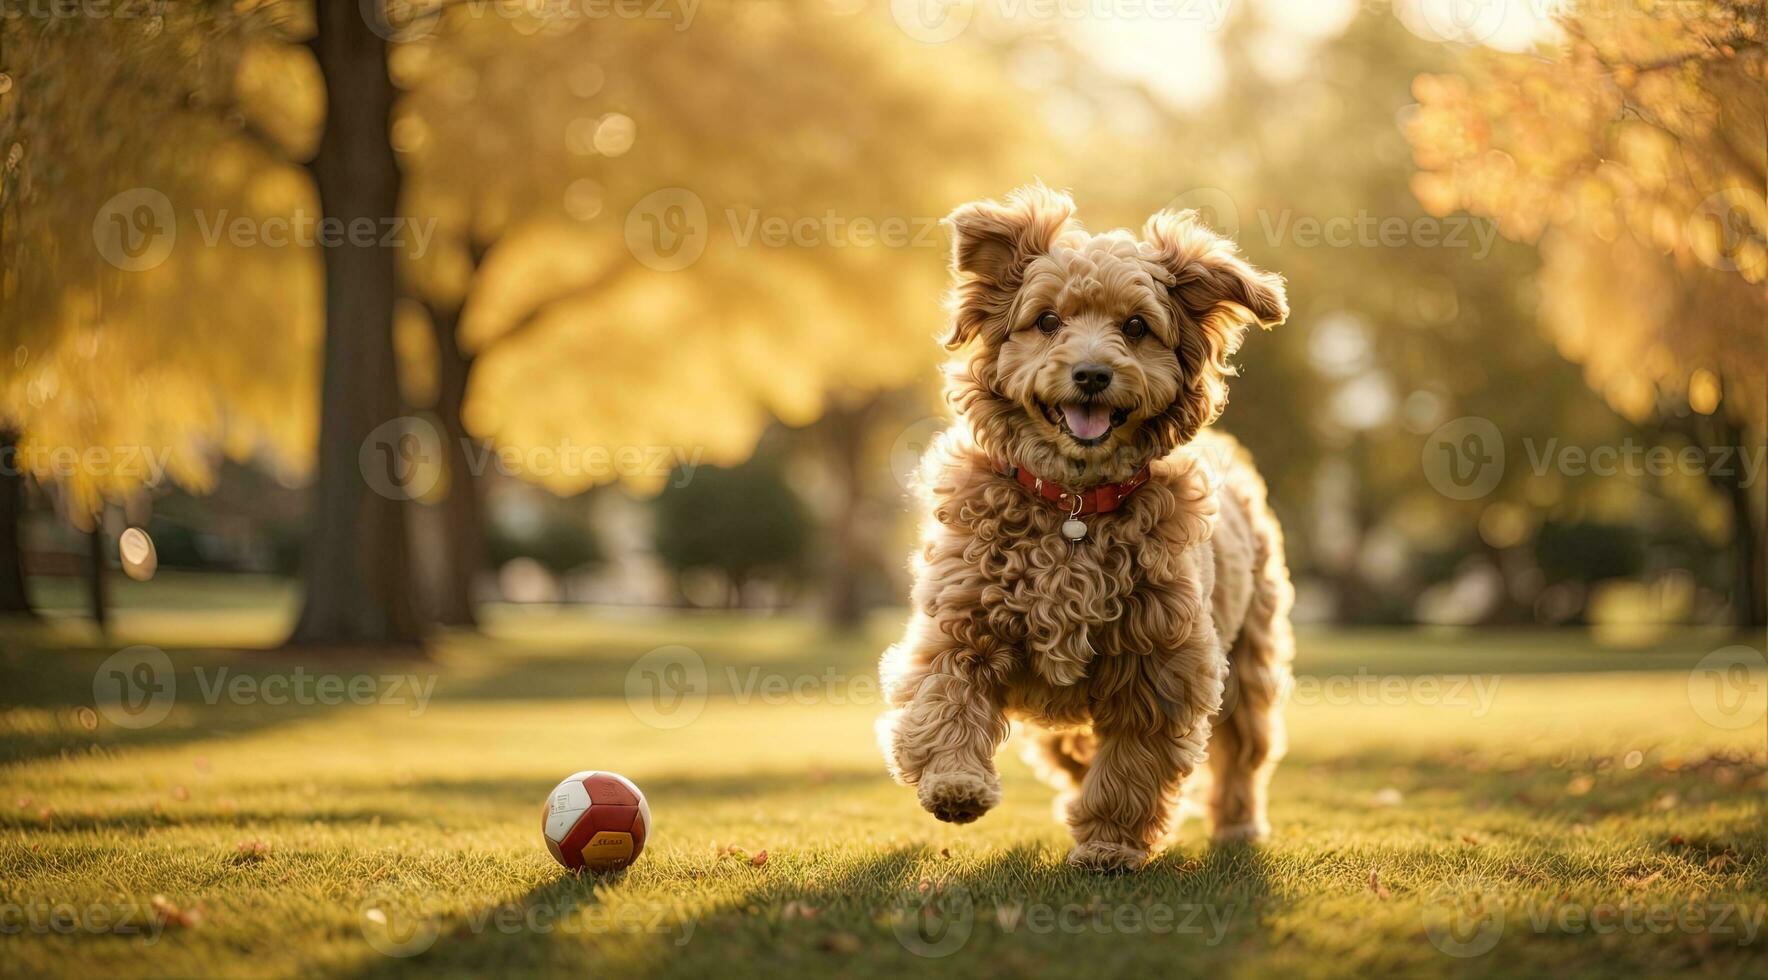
[1,0,1763,648]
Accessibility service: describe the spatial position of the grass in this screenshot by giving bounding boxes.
[1,575,1764,978]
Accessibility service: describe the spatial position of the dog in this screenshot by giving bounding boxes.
[877,185,1296,871]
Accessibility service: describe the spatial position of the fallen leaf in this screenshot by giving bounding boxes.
[1567,775,1595,796]
[171,785,190,802]
[750,850,769,867]
[233,839,271,863]
[939,847,951,859]
[1368,869,1392,900]
[149,895,202,929]
[1460,834,1480,846]
[1623,869,1664,890]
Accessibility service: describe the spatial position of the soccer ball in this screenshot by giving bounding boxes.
[542,771,650,872]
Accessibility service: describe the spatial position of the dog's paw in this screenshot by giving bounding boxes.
[1065,840,1149,872]
[917,771,1000,824]
[1211,820,1270,844]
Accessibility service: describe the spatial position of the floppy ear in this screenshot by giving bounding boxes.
[942,184,1075,349]
[1143,210,1288,438]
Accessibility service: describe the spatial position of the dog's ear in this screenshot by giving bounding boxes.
[942,185,1075,350]
[1142,210,1288,439]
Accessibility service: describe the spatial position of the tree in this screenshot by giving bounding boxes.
[390,4,1041,626]
[0,3,320,626]
[652,447,809,607]
[1406,0,1768,626]
[0,430,31,616]
[285,0,422,650]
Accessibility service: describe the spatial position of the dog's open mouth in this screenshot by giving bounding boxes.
[1040,400,1130,447]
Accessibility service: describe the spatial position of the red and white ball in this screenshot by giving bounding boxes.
[542,771,650,872]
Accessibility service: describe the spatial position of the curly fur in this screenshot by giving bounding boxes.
[878,185,1296,871]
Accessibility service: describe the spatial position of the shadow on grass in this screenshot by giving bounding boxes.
[333,832,1287,979]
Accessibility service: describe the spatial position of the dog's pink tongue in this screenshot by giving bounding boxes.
[1061,402,1111,440]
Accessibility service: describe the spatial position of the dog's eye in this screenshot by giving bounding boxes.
[1123,315,1148,339]
[1035,311,1062,334]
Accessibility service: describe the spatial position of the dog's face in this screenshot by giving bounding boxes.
[942,186,1287,482]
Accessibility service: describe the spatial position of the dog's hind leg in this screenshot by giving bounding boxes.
[1206,525,1294,843]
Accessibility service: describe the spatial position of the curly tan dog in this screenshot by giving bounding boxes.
[877,185,1296,871]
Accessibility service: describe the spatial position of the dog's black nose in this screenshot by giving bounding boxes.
[1072,363,1113,394]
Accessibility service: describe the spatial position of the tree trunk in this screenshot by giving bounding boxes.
[1694,406,1767,632]
[0,429,33,616]
[817,397,878,631]
[287,0,422,651]
[86,519,108,634]
[1726,469,1766,629]
[430,303,485,629]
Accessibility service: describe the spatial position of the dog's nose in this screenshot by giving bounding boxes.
[1071,363,1114,394]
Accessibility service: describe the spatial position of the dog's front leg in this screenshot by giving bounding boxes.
[1064,627,1223,870]
[877,630,1009,824]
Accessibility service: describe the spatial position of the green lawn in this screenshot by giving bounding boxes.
[1,577,1764,978]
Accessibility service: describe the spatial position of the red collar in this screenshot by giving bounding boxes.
[998,462,1153,516]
